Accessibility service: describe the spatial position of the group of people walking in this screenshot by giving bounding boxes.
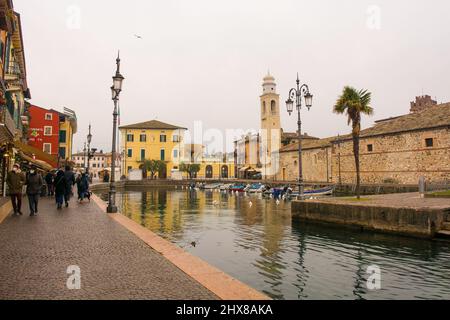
[6,164,91,216]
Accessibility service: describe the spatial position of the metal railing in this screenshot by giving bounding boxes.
[6,61,21,76]
[0,106,16,136]
[426,181,450,192]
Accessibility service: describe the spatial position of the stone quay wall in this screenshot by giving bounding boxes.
[292,200,449,239]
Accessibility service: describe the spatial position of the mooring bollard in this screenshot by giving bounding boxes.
[419,176,425,198]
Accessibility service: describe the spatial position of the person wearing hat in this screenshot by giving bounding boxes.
[25,165,43,216]
[6,164,26,216]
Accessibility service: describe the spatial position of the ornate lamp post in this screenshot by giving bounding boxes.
[285,74,313,199]
[107,52,124,213]
[83,142,87,170]
[86,124,92,174]
[337,134,342,186]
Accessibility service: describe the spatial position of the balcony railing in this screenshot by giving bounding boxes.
[0,106,16,136]
[5,61,21,77]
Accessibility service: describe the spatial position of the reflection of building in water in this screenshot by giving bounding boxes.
[121,189,182,236]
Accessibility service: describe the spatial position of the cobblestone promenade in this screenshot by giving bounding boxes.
[0,195,217,300]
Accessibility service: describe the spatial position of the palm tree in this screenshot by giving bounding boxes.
[334,86,373,199]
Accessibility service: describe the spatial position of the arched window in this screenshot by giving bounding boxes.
[221,165,229,178]
[262,101,266,114]
[271,100,276,114]
[205,165,213,179]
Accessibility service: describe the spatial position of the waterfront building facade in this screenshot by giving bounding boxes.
[277,100,450,185]
[234,73,310,180]
[119,120,235,180]
[119,119,187,179]
[72,150,107,180]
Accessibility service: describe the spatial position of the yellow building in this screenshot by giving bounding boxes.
[119,119,187,178]
[55,108,77,162]
[119,120,235,179]
[185,158,235,180]
[3,9,31,143]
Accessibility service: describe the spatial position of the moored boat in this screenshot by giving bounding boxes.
[203,183,222,190]
[229,184,247,192]
[289,186,335,198]
[220,184,233,191]
[247,183,265,193]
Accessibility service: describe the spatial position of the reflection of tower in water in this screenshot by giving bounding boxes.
[232,196,289,299]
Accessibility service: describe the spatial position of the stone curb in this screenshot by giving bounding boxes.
[0,200,12,225]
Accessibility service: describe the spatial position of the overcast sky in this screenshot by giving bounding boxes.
[14,0,450,153]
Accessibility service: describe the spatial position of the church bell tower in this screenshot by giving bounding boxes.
[260,72,281,177]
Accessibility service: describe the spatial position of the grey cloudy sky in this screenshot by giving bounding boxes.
[14,0,450,153]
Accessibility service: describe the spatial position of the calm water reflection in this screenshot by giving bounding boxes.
[99,188,450,300]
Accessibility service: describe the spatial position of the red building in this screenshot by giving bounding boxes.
[27,105,60,168]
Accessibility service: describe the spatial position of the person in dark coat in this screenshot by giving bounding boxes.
[45,171,55,196]
[64,166,76,208]
[77,171,90,202]
[54,170,67,210]
[6,164,26,216]
[103,171,110,183]
[26,165,43,216]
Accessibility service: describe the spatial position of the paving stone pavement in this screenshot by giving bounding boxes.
[0,194,218,300]
[318,192,450,209]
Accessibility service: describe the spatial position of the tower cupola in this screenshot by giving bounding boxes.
[262,72,277,95]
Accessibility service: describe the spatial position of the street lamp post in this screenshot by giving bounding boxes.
[83,142,87,170]
[285,73,313,199]
[107,52,125,214]
[86,124,92,174]
[337,134,342,186]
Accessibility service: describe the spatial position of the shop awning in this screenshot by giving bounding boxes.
[18,151,53,172]
[239,166,250,172]
[14,141,58,170]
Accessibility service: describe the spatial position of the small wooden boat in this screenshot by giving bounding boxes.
[246,183,266,193]
[290,186,335,198]
[229,184,247,192]
[203,183,222,190]
[220,184,233,191]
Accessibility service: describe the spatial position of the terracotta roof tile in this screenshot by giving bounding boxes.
[119,119,187,130]
[280,103,450,152]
